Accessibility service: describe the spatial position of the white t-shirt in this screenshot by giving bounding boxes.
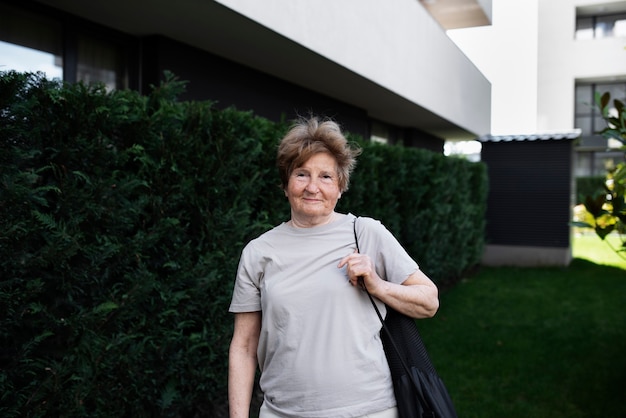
[229,214,419,418]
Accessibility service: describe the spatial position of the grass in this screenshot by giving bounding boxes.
[573,233,626,269]
[419,235,626,418]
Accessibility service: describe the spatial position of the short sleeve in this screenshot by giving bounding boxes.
[356,217,419,285]
[229,242,263,312]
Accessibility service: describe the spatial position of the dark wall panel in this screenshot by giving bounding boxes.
[482,140,573,248]
[140,35,370,138]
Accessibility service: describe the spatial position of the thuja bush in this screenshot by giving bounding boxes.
[0,71,286,417]
[0,71,486,416]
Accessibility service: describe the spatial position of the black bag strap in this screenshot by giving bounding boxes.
[353,217,434,416]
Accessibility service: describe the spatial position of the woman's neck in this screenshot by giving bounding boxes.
[289,212,338,228]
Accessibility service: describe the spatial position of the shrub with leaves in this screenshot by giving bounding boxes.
[574,92,626,258]
[0,71,286,417]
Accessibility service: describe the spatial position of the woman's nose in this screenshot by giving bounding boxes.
[305,179,319,193]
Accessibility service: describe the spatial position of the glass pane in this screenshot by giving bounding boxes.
[575,152,592,177]
[601,83,626,102]
[595,19,611,38]
[77,35,126,90]
[370,120,389,144]
[596,13,626,38]
[596,151,625,173]
[595,82,615,96]
[593,82,626,118]
[594,115,607,133]
[575,116,593,136]
[575,17,594,40]
[0,40,62,79]
[0,2,62,79]
[575,84,593,113]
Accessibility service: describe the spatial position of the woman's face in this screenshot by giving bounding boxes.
[285,152,342,225]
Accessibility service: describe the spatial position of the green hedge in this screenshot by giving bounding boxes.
[0,71,487,416]
[575,175,606,204]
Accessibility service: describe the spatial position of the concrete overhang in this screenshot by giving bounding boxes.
[35,0,489,140]
[419,0,492,30]
[576,1,626,16]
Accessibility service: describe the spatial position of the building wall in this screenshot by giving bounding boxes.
[449,0,625,134]
[537,0,626,130]
[446,0,539,136]
[215,0,491,139]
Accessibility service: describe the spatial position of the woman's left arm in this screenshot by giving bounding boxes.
[370,268,439,318]
[339,252,439,318]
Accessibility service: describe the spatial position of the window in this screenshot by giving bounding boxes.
[575,82,626,137]
[576,12,626,39]
[0,2,130,90]
[575,150,625,177]
[575,82,626,176]
[0,40,63,79]
[77,35,128,91]
[0,3,63,79]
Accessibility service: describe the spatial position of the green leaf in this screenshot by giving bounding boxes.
[611,195,626,216]
[158,380,179,409]
[614,98,624,116]
[584,194,607,218]
[596,91,610,114]
[93,301,119,314]
[595,224,615,240]
[571,221,594,229]
[31,210,57,230]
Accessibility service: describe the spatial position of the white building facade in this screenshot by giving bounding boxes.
[538,0,626,177]
[451,0,626,176]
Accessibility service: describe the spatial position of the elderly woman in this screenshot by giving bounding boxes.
[228,116,439,418]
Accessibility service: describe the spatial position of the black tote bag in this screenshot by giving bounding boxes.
[379,308,458,418]
[353,218,458,418]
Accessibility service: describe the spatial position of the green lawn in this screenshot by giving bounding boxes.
[418,235,626,418]
[573,233,626,269]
